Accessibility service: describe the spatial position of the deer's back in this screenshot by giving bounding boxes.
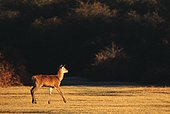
[32,75,60,87]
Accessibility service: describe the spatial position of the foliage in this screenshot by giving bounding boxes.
[74,1,116,18]
[30,0,57,7]
[143,12,165,27]
[0,10,20,20]
[84,43,129,81]
[0,0,170,85]
[0,52,22,86]
[34,16,61,25]
[93,42,124,66]
[0,49,30,87]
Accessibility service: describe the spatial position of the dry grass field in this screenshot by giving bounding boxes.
[0,85,170,114]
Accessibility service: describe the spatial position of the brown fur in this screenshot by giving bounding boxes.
[32,75,60,87]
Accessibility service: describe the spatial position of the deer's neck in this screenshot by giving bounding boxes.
[57,70,64,82]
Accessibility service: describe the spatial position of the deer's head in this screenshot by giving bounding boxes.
[59,64,68,74]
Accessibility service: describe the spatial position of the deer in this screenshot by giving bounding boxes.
[30,64,68,104]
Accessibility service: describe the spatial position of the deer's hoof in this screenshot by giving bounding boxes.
[32,100,37,104]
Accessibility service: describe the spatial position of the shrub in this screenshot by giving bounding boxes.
[84,42,129,81]
[73,1,117,21]
[32,16,62,26]
[0,49,31,87]
[0,52,22,87]
[143,12,165,27]
[32,16,62,31]
[92,42,124,66]
[30,0,57,7]
[0,10,20,20]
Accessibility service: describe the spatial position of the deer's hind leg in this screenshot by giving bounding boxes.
[31,84,41,104]
[48,87,53,104]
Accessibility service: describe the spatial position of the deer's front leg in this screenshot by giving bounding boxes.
[55,86,66,103]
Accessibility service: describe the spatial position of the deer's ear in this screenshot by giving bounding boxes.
[59,64,63,68]
[63,64,66,67]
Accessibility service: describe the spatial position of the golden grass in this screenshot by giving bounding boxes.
[0,85,170,113]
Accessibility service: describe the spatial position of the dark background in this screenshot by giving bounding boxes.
[0,0,170,86]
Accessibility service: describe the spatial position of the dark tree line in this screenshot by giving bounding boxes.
[0,0,170,86]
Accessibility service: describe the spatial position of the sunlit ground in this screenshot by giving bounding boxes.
[0,85,170,114]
